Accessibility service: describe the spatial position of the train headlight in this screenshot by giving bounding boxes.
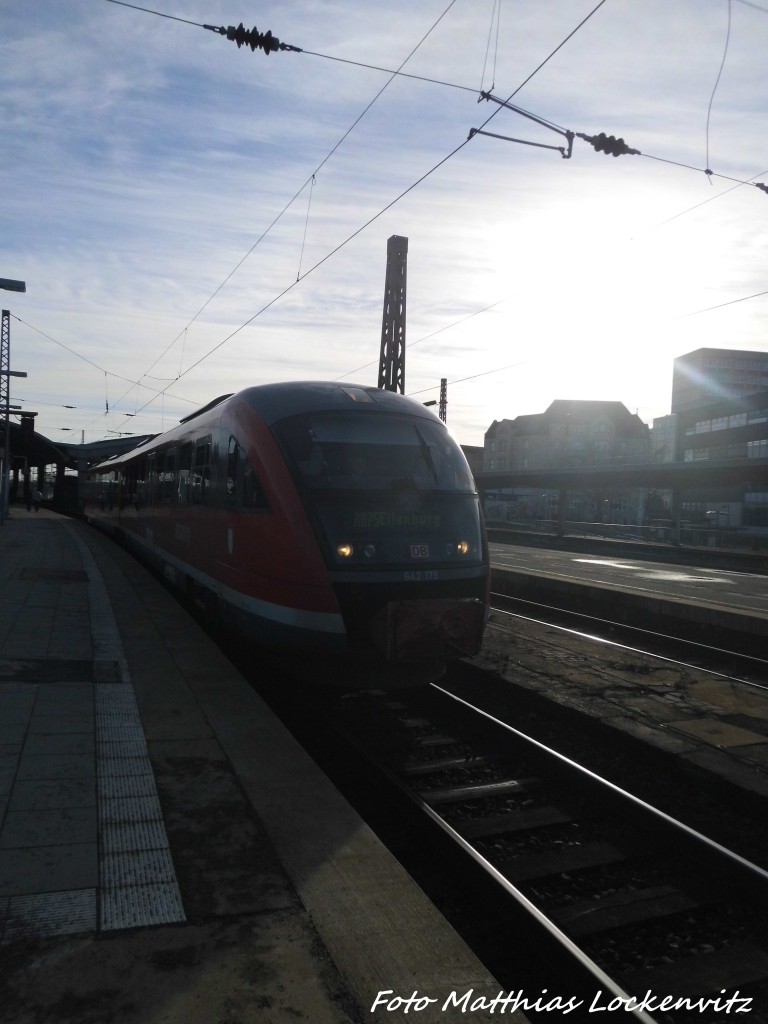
[363,544,376,558]
[336,543,354,558]
[456,540,470,555]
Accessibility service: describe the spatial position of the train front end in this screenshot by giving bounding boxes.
[269,385,489,666]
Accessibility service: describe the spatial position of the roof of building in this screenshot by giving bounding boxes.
[484,400,649,440]
[674,347,768,364]
[4,421,77,470]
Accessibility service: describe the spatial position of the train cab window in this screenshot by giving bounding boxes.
[226,435,268,510]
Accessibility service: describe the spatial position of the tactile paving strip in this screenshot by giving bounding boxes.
[67,528,186,932]
[100,820,174,856]
[94,683,184,929]
[2,890,97,943]
[101,882,187,930]
[100,848,177,888]
[98,793,165,824]
[99,773,160,800]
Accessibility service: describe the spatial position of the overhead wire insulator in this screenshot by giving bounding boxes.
[578,132,640,157]
[203,22,302,55]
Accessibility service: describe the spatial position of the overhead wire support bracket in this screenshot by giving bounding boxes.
[203,22,302,55]
[470,91,574,159]
[468,127,573,158]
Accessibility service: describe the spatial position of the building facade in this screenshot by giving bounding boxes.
[484,400,649,472]
[671,348,768,414]
[675,387,768,529]
[483,400,650,526]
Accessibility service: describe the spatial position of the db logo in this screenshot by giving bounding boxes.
[409,544,429,558]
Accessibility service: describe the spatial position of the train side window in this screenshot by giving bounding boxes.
[135,457,148,509]
[162,449,176,504]
[226,436,240,504]
[178,443,193,504]
[243,463,268,510]
[149,452,161,506]
[122,459,137,509]
[95,470,117,509]
[192,436,211,504]
[226,435,269,510]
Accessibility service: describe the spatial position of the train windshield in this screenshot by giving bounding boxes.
[274,411,483,569]
[274,412,475,493]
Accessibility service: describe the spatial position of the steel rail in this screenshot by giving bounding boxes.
[489,591,768,690]
[335,693,661,1023]
[431,681,768,888]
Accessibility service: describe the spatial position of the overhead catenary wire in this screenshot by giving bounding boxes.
[461,4,768,194]
[297,175,315,281]
[705,0,733,179]
[101,0,206,29]
[404,283,768,404]
[124,139,474,426]
[97,0,768,432]
[103,0,462,429]
[102,1,768,226]
[471,96,768,195]
[103,0,611,432]
[101,0,478,91]
[480,0,502,94]
[99,0,768,195]
[674,288,768,319]
[334,301,506,383]
[407,359,528,398]
[31,0,466,437]
[640,151,768,192]
[81,0,767,436]
[650,167,768,230]
[8,313,200,425]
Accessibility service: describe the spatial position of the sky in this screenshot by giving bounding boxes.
[3,0,768,449]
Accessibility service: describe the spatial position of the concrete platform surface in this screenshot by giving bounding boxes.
[0,509,511,1024]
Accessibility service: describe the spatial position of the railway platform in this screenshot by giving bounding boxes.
[0,509,504,1024]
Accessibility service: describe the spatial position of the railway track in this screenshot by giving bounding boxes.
[230,571,768,1020]
[489,577,765,671]
[488,590,768,686]
[328,679,768,1022]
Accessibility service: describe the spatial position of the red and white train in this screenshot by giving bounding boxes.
[84,382,489,685]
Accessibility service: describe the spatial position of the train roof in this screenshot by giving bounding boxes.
[88,383,444,470]
[238,381,441,426]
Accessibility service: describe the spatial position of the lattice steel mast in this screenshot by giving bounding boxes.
[377,235,408,393]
